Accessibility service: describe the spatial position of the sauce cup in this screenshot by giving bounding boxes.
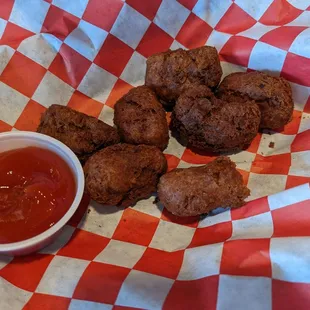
[0,131,84,256]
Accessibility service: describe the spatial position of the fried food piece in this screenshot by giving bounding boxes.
[37,104,120,163]
[145,46,222,108]
[172,85,261,152]
[217,71,293,129]
[114,86,169,150]
[158,157,250,217]
[84,144,167,207]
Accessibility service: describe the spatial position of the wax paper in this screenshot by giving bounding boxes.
[0,0,310,309]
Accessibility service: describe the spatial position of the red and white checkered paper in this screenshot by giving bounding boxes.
[0,0,310,309]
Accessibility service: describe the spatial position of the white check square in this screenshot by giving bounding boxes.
[9,0,49,33]
[120,51,146,86]
[154,0,190,38]
[95,240,146,268]
[18,34,58,68]
[268,183,310,211]
[32,71,74,108]
[0,46,15,75]
[271,237,310,283]
[65,20,108,61]
[217,275,272,310]
[149,220,195,252]
[231,212,273,240]
[78,201,124,238]
[289,28,310,59]
[257,132,295,156]
[234,0,273,20]
[248,41,287,75]
[78,64,117,104]
[290,151,310,177]
[0,278,31,310]
[36,256,89,297]
[193,0,232,28]
[247,173,287,201]
[178,243,223,280]
[52,0,89,18]
[0,82,29,126]
[111,3,150,49]
[116,270,174,309]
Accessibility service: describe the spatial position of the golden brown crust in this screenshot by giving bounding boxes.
[37,104,120,163]
[114,86,169,150]
[158,157,250,217]
[217,71,293,129]
[172,85,261,152]
[145,46,222,108]
[84,144,167,207]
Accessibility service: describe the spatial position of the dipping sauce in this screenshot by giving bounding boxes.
[0,147,76,243]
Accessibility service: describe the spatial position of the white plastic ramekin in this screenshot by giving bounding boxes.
[0,131,85,256]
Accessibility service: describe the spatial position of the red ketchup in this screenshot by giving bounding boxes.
[0,147,76,243]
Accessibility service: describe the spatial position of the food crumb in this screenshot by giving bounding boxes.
[98,225,102,228]
[269,142,275,148]
[87,209,91,214]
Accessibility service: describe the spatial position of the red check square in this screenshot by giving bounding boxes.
[112,208,160,246]
[1,22,34,50]
[291,130,310,153]
[67,90,103,118]
[281,52,310,87]
[41,5,79,41]
[246,133,262,154]
[134,248,184,279]
[273,280,310,310]
[0,120,12,133]
[177,0,198,11]
[0,253,54,292]
[0,51,46,97]
[82,0,124,32]
[251,153,291,175]
[0,0,14,20]
[164,154,181,172]
[105,79,133,108]
[94,34,134,77]
[286,176,310,190]
[189,222,232,248]
[49,44,92,88]
[126,0,162,21]
[176,13,213,49]
[260,26,307,51]
[304,96,310,113]
[137,23,173,58]
[14,100,46,132]
[23,293,70,310]
[231,196,270,220]
[181,148,216,165]
[57,229,110,260]
[73,262,130,304]
[220,239,271,277]
[237,168,250,185]
[163,276,219,310]
[215,3,256,35]
[220,36,257,67]
[274,110,302,135]
[272,200,310,237]
[259,0,303,26]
